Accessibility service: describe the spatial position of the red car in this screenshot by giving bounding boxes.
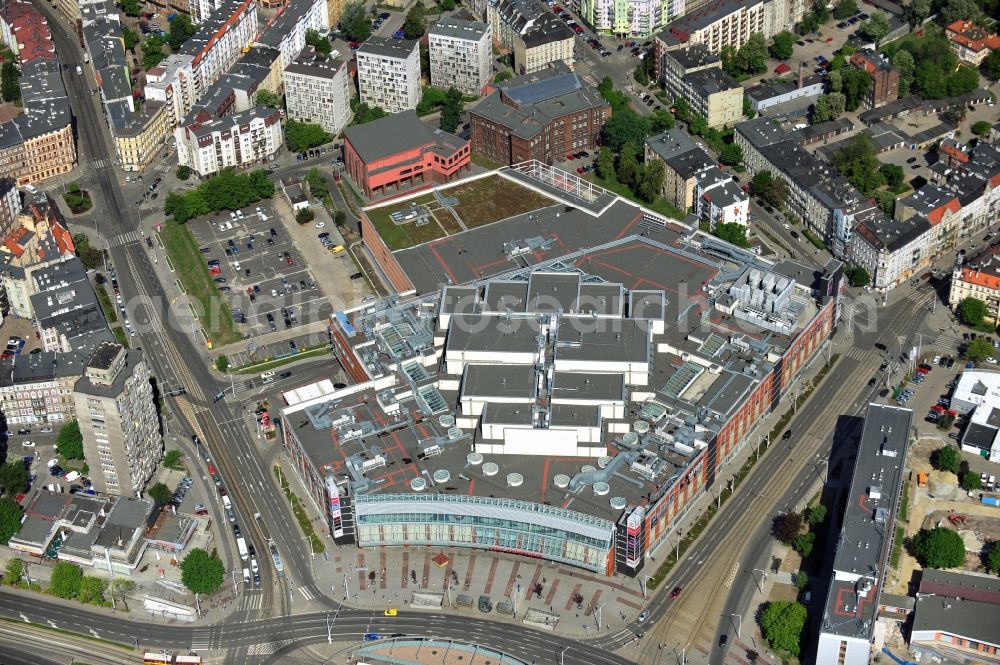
[574,25,583,33]
[670,586,683,599]
[286,256,294,266]
[209,266,222,275]
[577,167,586,175]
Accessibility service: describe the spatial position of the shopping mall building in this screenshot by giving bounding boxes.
[278,167,843,577]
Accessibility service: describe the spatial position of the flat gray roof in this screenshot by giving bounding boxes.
[912,596,1000,647]
[551,372,624,402]
[462,363,536,399]
[554,319,649,365]
[445,314,540,355]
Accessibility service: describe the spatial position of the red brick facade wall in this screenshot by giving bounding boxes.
[359,212,415,294]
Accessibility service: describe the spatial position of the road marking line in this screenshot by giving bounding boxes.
[724,562,740,589]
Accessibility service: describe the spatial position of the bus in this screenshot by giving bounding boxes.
[143,654,201,665]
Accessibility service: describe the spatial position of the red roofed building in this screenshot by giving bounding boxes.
[946,20,1000,65]
[939,138,972,166]
[4,1,55,65]
[849,51,900,109]
[949,244,1000,324]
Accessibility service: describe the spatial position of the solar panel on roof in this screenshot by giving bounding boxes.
[505,73,581,105]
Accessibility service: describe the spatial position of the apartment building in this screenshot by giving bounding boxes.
[946,19,1000,66]
[580,0,802,38]
[82,0,171,172]
[850,210,933,291]
[469,64,610,166]
[74,343,161,497]
[694,166,749,228]
[256,0,330,68]
[849,51,900,109]
[343,111,470,199]
[189,0,222,22]
[660,44,743,128]
[746,72,825,113]
[815,403,910,665]
[655,0,767,55]
[356,37,422,114]
[911,570,1000,662]
[178,0,258,95]
[429,16,492,96]
[144,56,198,128]
[644,128,714,209]
[895,183,962,257]
[949,245,1000,323]
[0,179,18,242]
[284,47,353,135]
[488,0,575,74]
[175,106,283,177]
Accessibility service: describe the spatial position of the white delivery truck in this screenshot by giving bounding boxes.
[222,495,232,511]
[242,568,251,584]
[236,537,249,560]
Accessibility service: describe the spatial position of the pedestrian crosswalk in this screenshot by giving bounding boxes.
[241,592,264,611]
[248,640,293,656]
[108,230,140,247]
[932,332,962,353]
[91,158,113,169]
[297,586,316,601]
[190,628,214,651]
[845,346,876,362]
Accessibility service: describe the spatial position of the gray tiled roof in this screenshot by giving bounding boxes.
[343,110,467,164]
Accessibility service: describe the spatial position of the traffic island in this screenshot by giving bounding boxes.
[522,608,560,631]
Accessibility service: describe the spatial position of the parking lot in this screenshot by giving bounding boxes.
[186,204,336,340]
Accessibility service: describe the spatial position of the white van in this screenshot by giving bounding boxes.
[64,471,81,483]
[222,495,232,511]
[243,568,251,584]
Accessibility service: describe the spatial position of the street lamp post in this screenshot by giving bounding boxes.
[595,602,605,631]
[730,613,742,640]
[675,530,683,561]
[560,647,568,665]
[751,568,767,594]
[640,575,653,600]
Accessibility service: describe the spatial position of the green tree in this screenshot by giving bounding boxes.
[49,562,83,599]
[932,445,962,474]
[827,92,846,118]
[947,66,981,97]
[964,337,995,363]
[984,50,1000,81]
[892,50,915,96]
[147,482,173,506]
[176,164,192,181]
[720,143,743,168]
[167,14,196,52]
[760,601,808,656]
[72,233,103,270]
[601,110,652,152]
[689,115,708,137]
[959,297,989,327]
[833,134,884,195]
[841,68,873,111]
[961,471,982,491]
[163,449,183,470]
[874,190,897,216]
[142,34,167,70]
[911,527,966,568]
[793,531,816,557]
[333,210,347,226]
[650,108,675,133]
[860,13,889,46]
[440,87,463,133]
[973,120,993,136]
[0,462,28,497]
[402,4,426,39]
[879,163,905,190]
[751,170,773,196]
[255,90,281,109]
[596,147,615,180]
[118,0,142,16]
[763,177,789,208]
[285,120,332,153]
[78,576,107,605]
[493,71,512,83]
[637,159,666,203]
[296,208,316,223]
[715,222,750,248]
[305,29,332,57]
[109,578,136,606]
[0,498,23,544]
[987,541,1000,575]
[56,420,84,460]
[847,266,870,287]
[180,548,225,594]
[617,144,640,187]
[122,26,139,51]
[903,0,931,26]
[793,570,808,589]
[215,354,230,372]
[940,0,981,24]
[833,0,859,20]
[828,69,843,93]
[938,414,955,430]
[774,511,803,544]
[735,33,769,74]
[812,95,831,123]
[769,31,795,60]
[806,504,827,525]
[341,0,371,41]
[5,558,25,586]
[1,62,20,104]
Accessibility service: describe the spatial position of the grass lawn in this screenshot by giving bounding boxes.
[95,284,118,323]
[111,326,129,348]
[447,175,554,228]
[434,209,463,234]
[470,153,503,170]
[584,172,686,220]
[364,194,445,250]
[161,220,240,346]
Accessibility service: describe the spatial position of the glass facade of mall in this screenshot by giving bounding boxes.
[354,494,615,572]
